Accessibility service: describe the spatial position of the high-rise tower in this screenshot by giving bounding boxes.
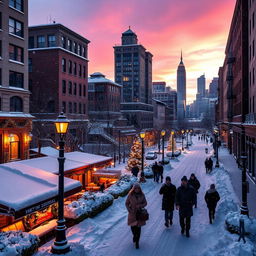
[177,51,186,120]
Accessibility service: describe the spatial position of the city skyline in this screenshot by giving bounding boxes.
[29,0,236,103]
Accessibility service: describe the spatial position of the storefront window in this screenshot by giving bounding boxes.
[9,134,20,160]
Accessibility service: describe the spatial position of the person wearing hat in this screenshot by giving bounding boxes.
[125,183,147,249]
[159,176,176,227]
[188,173,201,208]
[175,176,196,237]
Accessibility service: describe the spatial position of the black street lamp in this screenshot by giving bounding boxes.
[171,131,175,158]
[214,128,220,168]
[181,129,184,151]
[52,113,70,254]
[118,130,121,164]
[161,130,166,164]
[186,129,189,149]
[239,155,249,216]
[229,129,233,154]
[190,129,193,145]
[140,131,146,176]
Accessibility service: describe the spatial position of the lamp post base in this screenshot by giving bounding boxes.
[215,162,220,168]
[240,204,249,216]
[51,242,70,254]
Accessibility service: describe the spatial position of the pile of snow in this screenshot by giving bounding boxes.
[0,231,39,256]
[35,243,88,256]
[106,174,137,198]
[225,211,256,235]
[64,192,114,220]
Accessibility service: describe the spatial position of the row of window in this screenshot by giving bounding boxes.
[61,58,86,78]
[249,40,255,61]
[9,0,24,12]
[62,101,86,114]
[0,96,23,112]
[62,80,86,97]
[29,35,56,48]
[61,36,87,58]
[0,69,23,88]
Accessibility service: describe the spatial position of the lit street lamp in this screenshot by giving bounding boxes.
[190,129,193,145]
[214,127,220,168]
[52,113,70,254]
[239,155,249,215]
[181,129,184,151]
[171,131,175,158]
[186,129,189,149]
[139,131,146,176]
[161,130,166,164]
[229,129,233,154]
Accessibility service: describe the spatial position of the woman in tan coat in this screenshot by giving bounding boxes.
[125,183,147,249]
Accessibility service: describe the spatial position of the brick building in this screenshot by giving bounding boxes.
[217,0,256,180]
[28,23,90,149]
[0,0,33,163]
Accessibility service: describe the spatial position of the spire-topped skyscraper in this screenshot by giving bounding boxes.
[177,51,186,120]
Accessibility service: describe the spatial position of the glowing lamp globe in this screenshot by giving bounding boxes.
[161,130,166,137]
[140,131,146,139]
[54,113,70,135]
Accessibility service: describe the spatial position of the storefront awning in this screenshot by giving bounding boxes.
[0,163,82,219]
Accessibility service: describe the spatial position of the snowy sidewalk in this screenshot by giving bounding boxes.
[218,147,256,217]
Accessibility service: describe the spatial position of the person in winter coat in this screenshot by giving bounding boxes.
[158,162,164,183]
[159,176,176,227]
[188,173,201,208]
[204,184,220,224]
[125,183,147,249]
[176,176,196,237]
[131,166,139,177]
[208,157,213,173]
[152,162,158,182]
[205,158,209,173]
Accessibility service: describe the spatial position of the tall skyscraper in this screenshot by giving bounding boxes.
[177,52,186,120]
[197,74,206,96]
[209,77,218,98]
[113,28,154,128]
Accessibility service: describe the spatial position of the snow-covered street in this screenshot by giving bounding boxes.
[36,139,256,256]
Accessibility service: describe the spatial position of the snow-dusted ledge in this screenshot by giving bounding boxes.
[0,231,39,256]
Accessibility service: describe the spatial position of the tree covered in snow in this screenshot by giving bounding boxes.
[126,136,143,171]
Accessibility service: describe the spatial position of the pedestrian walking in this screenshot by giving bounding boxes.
[100,183,105,193]
[205,158,209,173]
[131,166,139,177]
[208,157,213,173]
[152,162,158,182]
[188,173,201,208]
[158,162,164,183]
[204,184,220,224]
[176,176,196,237]
[159,176,176,227]
[125,183,147,249]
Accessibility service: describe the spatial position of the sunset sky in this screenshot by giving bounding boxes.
[29,0,236,103]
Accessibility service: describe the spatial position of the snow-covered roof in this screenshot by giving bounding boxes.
[31,146,59,157]
[0,112,34,118]
[0,162,81,218]
[88,73,122,87]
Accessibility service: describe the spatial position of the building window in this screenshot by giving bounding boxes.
[83,104,86,114]
[37,35,46,48]
[29,36,34,49]
[253,12,255,29]
[9,71,23,88]
[48,35,56,47]
[9,0,23,12]
[74,102,77,113]
[73,62,77,75]
[73,42,77,54]
[9,18,23,37]
[82,46,86,58]
[78,44,81,55]
[68,102,72,113]
[68,60,72,74]
[62,101,66,113]
[83,85,86,97]
[74,83,77,95]
[62,58,66,72]
[253,40,255,58]
[10,96,23,112]
[0,68,2,85]
[61,36,66,48]
[9,44,23,63]
[79,103,82,114]
[0,40,2,58]
[68,39,72,51]
[79,64,82,77]
[79,84,82,96]
[0,13,2,30]
[0,97,1,111]
[83,66,86,78]
[68,81,72,95]
[28,58,32,72]
[62,80,66,94]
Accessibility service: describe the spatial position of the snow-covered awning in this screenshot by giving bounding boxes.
[0,163,82,219]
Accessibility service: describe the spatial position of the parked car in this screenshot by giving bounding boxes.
[145,151,157,160]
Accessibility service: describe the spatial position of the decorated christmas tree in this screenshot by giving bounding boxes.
[167,133,177,151]
[127,136,144,171]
